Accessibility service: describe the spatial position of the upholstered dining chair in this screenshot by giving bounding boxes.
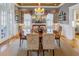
[54,31,61,47]
[19,29,26,47]
[53,25,62,47]
[42,33,56,56]
[27,33,39,56]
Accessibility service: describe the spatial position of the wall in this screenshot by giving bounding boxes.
[59,3,76,24]
[59,3,77,40]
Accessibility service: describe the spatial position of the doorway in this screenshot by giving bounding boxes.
[69,4,79,40]
[75,8,79,39]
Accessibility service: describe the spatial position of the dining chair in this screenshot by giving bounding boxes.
[42,33,56,56]
[27,33,39,56]
[19,30,26,47]
[54,25,62,47]
[54,30,61,47]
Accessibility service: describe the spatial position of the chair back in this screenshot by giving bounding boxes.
[42,34,56,50]
[27,34,39,50]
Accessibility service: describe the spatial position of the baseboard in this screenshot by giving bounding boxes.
[0,32,19,45]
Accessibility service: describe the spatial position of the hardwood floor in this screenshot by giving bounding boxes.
[0,38,65,56]
[0,36,79,56]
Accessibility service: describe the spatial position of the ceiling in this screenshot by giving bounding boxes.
[16,3,64,8]
[17,3,61,6]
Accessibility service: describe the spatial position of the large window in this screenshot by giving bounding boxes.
[24,14,32,35]
[1,11,6,27]
[0,3,17,41]
[46,13,53,33]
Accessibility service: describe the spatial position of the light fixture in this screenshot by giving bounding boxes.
[34,3,45,15]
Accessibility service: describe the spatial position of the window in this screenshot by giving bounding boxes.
[0,3,17,40]
[24,14,32,35]
[1,11,6,27]
[46,13,53,33]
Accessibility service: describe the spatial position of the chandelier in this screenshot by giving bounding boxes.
[34,3,45,15]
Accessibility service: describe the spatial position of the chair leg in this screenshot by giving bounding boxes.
[22,40,23,44]
[37,50,39,56]
[43,50,44,56]
[20,39,21,47]
[53,49,54,56]
[59,40,60,47]
[27,50,29,56]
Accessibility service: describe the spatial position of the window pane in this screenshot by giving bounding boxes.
[46,13,53,33]
[24,14,32,35]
